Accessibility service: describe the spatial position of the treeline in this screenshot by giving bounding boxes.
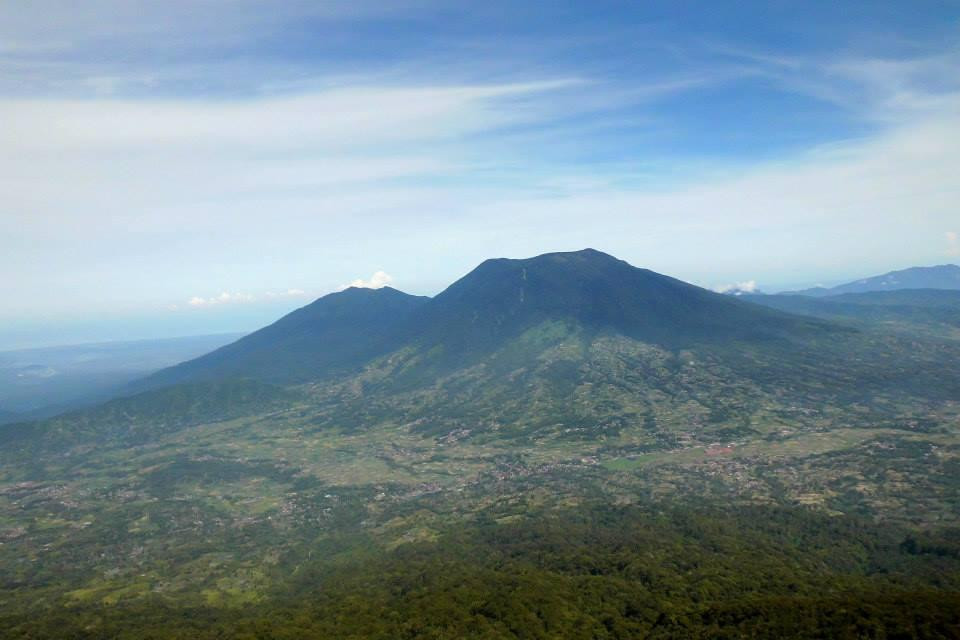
[3,504,960,639]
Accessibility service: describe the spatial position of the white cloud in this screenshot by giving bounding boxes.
[1,82,577,154]
[187,291,256,307]
[948,231,960,257]
[340,271,393,290]
[0,80,578,238]
[713,280,758,295]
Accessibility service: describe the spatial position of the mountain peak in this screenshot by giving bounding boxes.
[411,249,827,357]
[135,285,429,389]
[477,248,622,266]
[337,285,404,296]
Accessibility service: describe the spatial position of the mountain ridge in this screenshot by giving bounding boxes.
[784,264,960,297]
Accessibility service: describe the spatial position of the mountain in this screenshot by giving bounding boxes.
[0,408,19,426]
[127,250,959,442]
[409,249,824,353]
[140,249,836,393]
[3,249,960,637]
[24,250,960,445]
[136,286,428,389]
[785,264,960,297]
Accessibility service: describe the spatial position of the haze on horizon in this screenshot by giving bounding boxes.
[1,0,959,349]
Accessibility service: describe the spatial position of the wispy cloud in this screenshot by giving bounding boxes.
[713,44,960,123]
[0,81,578,233]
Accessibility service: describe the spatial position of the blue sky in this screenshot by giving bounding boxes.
[1,1,959,348]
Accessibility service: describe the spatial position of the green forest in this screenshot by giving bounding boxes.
[3,503,960,639]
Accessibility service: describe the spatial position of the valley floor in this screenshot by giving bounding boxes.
[1,389,959,638]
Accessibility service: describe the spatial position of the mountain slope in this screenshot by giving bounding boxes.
[137,286,429,389]
[0,379,299,454]
[785,264,960,297]
[295,251,959,443]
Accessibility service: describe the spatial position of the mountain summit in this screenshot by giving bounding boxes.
[406,248,827,357]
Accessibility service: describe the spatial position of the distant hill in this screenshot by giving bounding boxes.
[743,289,960,341]
[785,264,960,297]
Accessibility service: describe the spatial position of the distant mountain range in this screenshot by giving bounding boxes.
[783,264,960,297]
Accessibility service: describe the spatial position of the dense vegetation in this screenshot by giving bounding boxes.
[2,503,959,639]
